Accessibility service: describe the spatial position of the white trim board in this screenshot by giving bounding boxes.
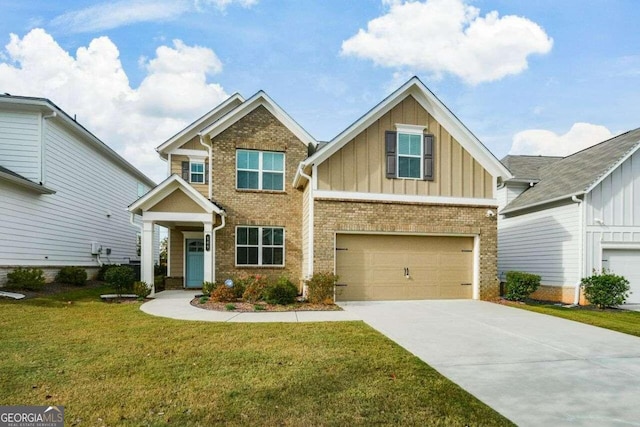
[313,190,497,207]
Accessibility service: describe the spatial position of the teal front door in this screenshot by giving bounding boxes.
[185,239,205,288]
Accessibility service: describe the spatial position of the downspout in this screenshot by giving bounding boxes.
[298,164,314,296]
[572,195,584,305]
[199,134,213,200]
[41,111,57,185]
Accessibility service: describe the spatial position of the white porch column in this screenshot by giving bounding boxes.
[142,220,155,296]
[203,221,214,283]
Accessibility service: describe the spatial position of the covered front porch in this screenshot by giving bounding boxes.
[129,175,225,295]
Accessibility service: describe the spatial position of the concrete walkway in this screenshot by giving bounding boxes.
[140,290,361,322]
[339,300,640,427]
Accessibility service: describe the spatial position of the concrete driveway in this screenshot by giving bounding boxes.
[339,300,640,427]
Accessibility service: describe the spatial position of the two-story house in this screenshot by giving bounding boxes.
[0,95,157,284]
[130,77,512,300]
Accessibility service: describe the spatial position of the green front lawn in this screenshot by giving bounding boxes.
[507,301,640,337]
[0,287,512,426]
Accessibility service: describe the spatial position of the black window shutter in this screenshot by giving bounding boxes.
[205,161,209,184]
[181,161,189,181]
[424,134,434,181]
[385,131,397,179]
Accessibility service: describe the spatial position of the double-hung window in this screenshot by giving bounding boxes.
[190,162,205,183]
[236,226,285,266]
[385,124,434,181]
[236,150,284,191]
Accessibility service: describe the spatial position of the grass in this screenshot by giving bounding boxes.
[0,286,513,426]
[507,301,640,337]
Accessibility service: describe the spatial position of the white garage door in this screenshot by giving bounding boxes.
[602,249,640,304]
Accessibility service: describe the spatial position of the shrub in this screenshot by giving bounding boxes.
[241,275,268,303]
[56,266,87,286]
[225,303,236,311]
[504,271,541,301]
[581,270,630,309]
[97,264,117,281]
[6,267,45,291]
[199,296,209,304]
[254,304,266,311]
[210,284,236,303]
[104,266,135,296]
[202,281,216,296]
[264,276,298,305]
[306,272,338,304]
[133,281,152,298]
[229,276,250,299]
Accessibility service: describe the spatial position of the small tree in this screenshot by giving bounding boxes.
[581,270,630,309]
[104,266,135,297]
[504,271,541,301]
[306,272,338,304]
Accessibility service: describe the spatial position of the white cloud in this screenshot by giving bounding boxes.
[51,0,258,33]
[341,0,553,85]
[0,28,229,182]
[509,123,614,157]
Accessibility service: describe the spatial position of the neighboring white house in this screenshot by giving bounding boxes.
[0,94,157,284]
[498,128,640,304]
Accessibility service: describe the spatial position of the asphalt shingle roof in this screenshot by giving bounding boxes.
[502,128,640,213]
[501,155,562,181]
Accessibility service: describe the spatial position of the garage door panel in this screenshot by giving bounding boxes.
[336,234,474,301]
[603,249,640,304]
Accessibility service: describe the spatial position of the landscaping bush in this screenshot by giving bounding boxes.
[306,272,338,304]
[97,264,117,281]
[242,275,268,303]
[6,267,45,291]
[104,266,135,296]
[504,271,541,301]
[581,270,630,309]
[202,281,216,296]
[56,266,87,286]
[264,276,298,305]
[133,281,152,298]
[230,275,250,299]
[210,284,236,303]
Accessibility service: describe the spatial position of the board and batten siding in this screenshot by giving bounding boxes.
[316,95,493,199]
[584,150,640,273]
[498,202,581,285]
[0,117,154,275]
[0,110,41,182]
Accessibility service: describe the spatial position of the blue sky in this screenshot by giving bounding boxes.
[1,0,639,182]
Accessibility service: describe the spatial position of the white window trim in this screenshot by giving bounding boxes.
[236,150,286,191]
[235,225,285,267]
[396,130,424,180]
[190,160,205,184]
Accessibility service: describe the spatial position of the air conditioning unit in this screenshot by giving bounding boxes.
[91,242,102,255]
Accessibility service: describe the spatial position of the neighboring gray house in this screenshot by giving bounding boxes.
[498,128,640,304]
[0,95,157,284]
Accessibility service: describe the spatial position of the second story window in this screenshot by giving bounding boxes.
[181,160,208,184]
[190,162,205,183]
[236,150,285,191]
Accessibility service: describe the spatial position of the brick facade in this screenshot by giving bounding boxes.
[208,105,307,282]
[313,199,500,300]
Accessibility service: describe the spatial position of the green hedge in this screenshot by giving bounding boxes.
[504,271,541,301]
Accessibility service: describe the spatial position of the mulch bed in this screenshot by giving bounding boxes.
[191,298,342,312]
[496,297,623,312]
[1,280,106,300]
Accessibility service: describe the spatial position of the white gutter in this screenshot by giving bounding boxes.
[297,163,314,283]
[572,195,584,305]
[500,191,585,215]
[199,134,213,200]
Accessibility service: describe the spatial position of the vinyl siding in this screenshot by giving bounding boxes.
[316,95,493,199]
[584,150,640,273]
[0,118,152,270]
[170,153,208,197]
[0,110,41,181]
[497,182,528,211]
[498,202,581,285]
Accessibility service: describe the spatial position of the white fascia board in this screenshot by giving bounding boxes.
[313,190,497,207]
[499,191,584,215]
[143,212,213,223]
[584,141,640,194]
[0,171,55,194]
[303,77,512,182]
[128,174,223,215]
[156,93,245,158]
[172,149,208,159]
[200,91,316,147]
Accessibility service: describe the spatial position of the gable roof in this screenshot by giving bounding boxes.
[128,174,224,216]
[294,76,512,187]
[199,91,316,147]
[0,164,55,194]
[502,128,640,214]
[501,155,563,182]
[0,95,155,188]
[155,93,245,159]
